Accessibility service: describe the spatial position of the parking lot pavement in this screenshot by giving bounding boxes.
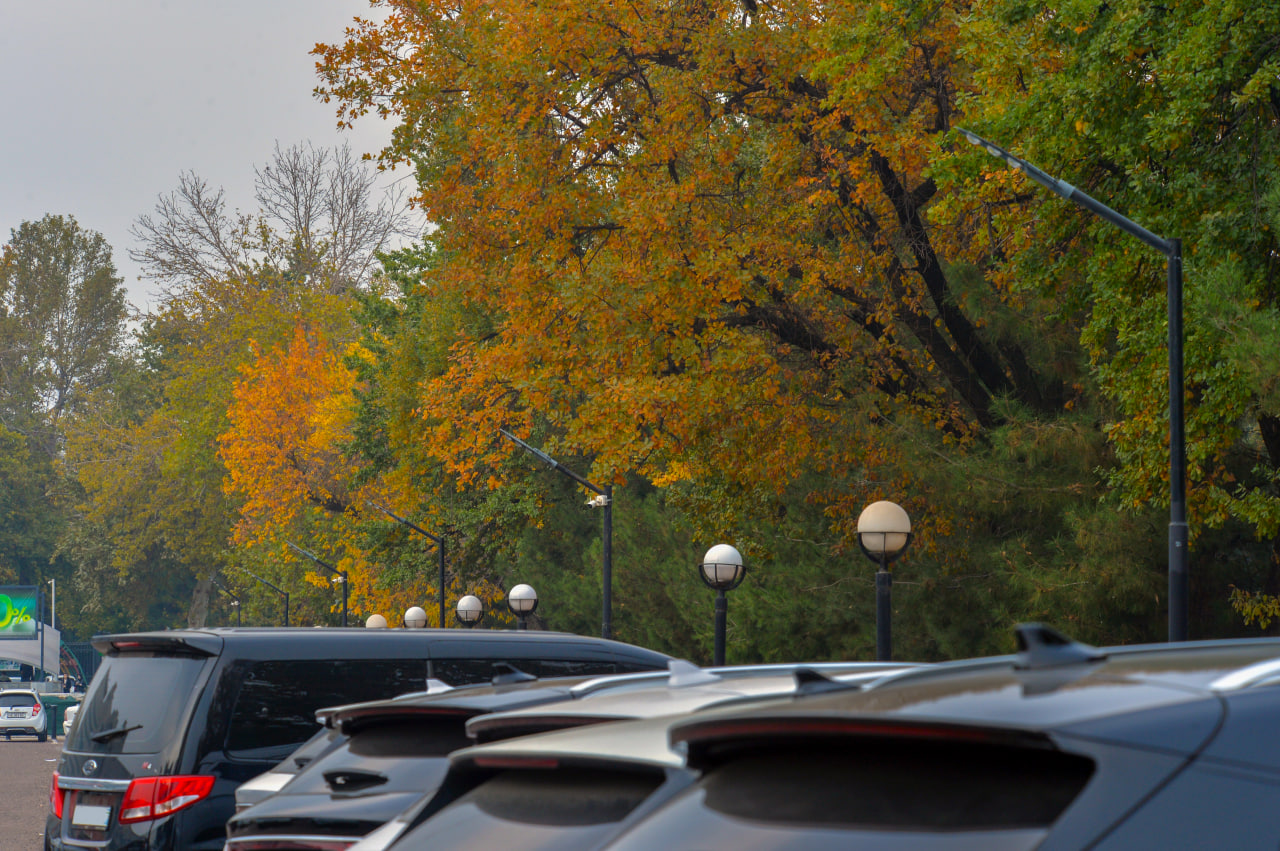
[0,735,63,851]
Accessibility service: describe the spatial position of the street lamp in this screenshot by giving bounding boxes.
[507,584,538,630]
[958,128,1188,642]
[236,568,290,626]
[501,429,613,639]
[456,594,484,628]
[857,500,912,662]
[698,544,746,666]
[213,580,242,626]
[365,613,389,628]
[404,606,429,629]
[374,504,448,630]
[286,542,349,627]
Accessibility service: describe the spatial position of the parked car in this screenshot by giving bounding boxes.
[352,662,916,851]
[223,667,670,851]
[45,627,670,851]
[600,625,1280,850]
[62,703,79,737]
[0,688,48,741]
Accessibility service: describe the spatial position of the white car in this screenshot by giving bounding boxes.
[0,689,48,742]
[62,702,79,736]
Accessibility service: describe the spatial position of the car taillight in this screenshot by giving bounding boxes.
[31,703,40,715]
[226,841,355,850]
[118,775,215,823]
[50,771,64,819]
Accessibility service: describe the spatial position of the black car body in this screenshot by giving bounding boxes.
[45,627,670,851]
[601,626,1280,850]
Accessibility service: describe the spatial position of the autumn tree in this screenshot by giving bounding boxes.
[311,0,1155,652]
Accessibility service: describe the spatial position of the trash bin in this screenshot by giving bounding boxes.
[42,694,80,740]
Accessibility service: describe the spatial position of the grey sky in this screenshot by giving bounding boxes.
[1,1,398,312]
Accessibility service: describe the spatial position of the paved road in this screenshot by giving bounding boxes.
[0,733,63,851]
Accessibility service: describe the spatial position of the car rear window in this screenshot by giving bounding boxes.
[608,741,1093,850]
[398,767,664,849]
[67,654,211,754]
[0,693,37,707]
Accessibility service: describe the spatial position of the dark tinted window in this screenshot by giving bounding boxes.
[225,659,428,757]
[400,768,663,850]
[430,658,618,685]
[0,693,37,707]
[68,654,211,754]
[608,742,1091,850]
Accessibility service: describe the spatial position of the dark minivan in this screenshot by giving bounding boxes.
[45,627,670,851]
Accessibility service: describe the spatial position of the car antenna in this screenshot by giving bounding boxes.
[1014,623,1107,669]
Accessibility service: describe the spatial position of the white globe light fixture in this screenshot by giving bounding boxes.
[456,594,484,628]
[698,544,746,666]
[365,613,389,629]
[404,606,429,629]
[857,500,913,662]
[507,584,539,630]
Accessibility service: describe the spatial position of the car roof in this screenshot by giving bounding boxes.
[465,662,919,741]
[664,632,1280,758]
[90,627,674,660]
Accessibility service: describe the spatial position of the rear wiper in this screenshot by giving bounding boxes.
[89,723,144,743]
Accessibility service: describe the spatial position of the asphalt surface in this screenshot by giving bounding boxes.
[0,733,62,851]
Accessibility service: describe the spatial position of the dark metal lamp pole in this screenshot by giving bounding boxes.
[958,129,1187,641]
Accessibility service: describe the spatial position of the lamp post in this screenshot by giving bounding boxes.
[374,504,447,630]
[404,606,429,629]
[237,568,290,626]
[286,542,349,627]
[213,580,242,626]
[456,594,484,628]
[507,584,538,630]
[500,429,613,639]
[857,501,913,662]
[958,128,1187,642]
[698,544,746,666]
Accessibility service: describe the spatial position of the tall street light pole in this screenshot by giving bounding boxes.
[374,504,447,629]
[958,129,1188,642]
[287,542,349,627]
[500,429,614,640]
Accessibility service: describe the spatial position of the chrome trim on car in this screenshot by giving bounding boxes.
[57,776,132,792]
[1209,658,1280,691]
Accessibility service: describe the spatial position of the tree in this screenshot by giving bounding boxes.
[0,214,128,459]
[130,142,416,298]
[950,0,1280,630]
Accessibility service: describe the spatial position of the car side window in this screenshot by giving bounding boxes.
[429,657,621,684]
[225,659,429,758]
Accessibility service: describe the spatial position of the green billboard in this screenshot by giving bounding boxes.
[0,587,38,639]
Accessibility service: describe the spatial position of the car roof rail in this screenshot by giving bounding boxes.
[1014,623,1107,669]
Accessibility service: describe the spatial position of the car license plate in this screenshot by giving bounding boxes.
[3,711,23,718]
[72,804,111,829]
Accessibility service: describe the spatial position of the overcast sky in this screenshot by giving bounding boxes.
[1,1,399,312]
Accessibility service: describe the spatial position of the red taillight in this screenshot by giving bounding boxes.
[31,702,40,715]
[50,771,64,819]
[227,841,355,850]
[118,775,215,823]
